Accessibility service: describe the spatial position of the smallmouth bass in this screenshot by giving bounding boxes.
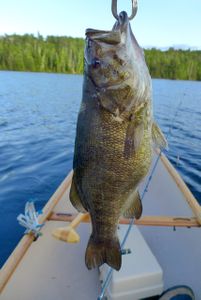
[70,11,167,271]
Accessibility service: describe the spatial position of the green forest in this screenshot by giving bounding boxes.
[0,34,201,80]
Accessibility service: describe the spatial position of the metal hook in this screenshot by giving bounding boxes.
[111,0,138,21]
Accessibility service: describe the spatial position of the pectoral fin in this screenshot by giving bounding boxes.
[69,175,87,213]
[152,122,168,150]
[124,122,144,159]
[123,190,143,219]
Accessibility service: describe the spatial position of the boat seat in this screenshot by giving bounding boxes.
[99,225,164,300]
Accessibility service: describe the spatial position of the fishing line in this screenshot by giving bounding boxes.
[97,97,183,300]
[166,98,183,141]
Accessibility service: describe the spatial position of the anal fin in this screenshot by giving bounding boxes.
[69,175,87,213]
[123,190,142,219]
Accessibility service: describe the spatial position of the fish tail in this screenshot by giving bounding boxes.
[85,236,121,271]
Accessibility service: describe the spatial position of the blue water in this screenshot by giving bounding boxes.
[0,71,201,267]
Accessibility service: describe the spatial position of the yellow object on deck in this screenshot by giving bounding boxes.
[52,213,88,243]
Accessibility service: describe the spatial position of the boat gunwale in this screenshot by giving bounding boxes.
[158,150,201,224]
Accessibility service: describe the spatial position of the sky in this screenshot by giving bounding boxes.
[0,0,201,49]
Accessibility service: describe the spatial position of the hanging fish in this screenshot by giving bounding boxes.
[70,10,167,271]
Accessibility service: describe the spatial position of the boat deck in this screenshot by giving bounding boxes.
[140,155,201,299]
[1,154,201,299]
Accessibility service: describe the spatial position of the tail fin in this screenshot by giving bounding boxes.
[85,236,121,271]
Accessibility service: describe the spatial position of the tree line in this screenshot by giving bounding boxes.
[0,34,84,74]
[0,34,201,80]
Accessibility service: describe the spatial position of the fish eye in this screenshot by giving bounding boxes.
[92,58,101,69]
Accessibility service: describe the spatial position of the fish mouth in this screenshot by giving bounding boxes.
[85,28,121,45]
[85,11,129,45]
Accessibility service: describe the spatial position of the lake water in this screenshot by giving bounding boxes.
[0,71,201,267]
